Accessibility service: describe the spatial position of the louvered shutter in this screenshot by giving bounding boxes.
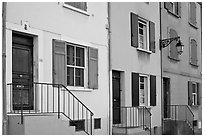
[169,29,179,60]
[190,39,197,65]
[188,81,193,106]
[190,2,197,26]
[149,21,155,53]
[88,47,98,89]
[53,39,67,86]
[132,73,139,107]
[177,2,181,17]
[197,83,200,105]
[150,75,156,106]
[164,2,172,11]
[131,12,138,48]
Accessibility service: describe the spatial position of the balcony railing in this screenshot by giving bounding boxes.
[113,106,152,134]
[7,82,94,135]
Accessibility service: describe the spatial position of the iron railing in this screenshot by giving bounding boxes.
[113,106,152,134]
[7,82,94,135]
[165,105,194,134]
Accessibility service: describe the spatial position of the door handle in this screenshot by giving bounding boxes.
[114,99,117,102]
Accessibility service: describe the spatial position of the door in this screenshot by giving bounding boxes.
[163,77,170,118]
[12,33,34,110]
[112,71,121,124]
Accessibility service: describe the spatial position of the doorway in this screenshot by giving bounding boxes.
[163,77,170,118]
[112,71,121,124]
[12,32,34,110]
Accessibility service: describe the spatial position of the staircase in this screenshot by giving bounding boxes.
[112,106,152,135]
[163,105,194,135]
[7,82,94,135]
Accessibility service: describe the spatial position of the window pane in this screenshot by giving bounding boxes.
[67,67,74,86]
[67,45,75,65]
[75,68,84,86]
[76,47,84,67]
[140,76,144,82]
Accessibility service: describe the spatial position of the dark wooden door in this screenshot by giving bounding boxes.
[12,33,34,110]
[163,77,170,118]
[112,71,121,124]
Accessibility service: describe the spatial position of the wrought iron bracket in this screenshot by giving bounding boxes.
[160,36,180,50]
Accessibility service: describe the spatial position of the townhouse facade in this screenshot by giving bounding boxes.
[161,2,202,134]
[2,2,202,135]
[109,2,162,135]
[3,2,110,135]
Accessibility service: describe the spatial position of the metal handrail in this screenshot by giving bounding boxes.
[7,82,94,135]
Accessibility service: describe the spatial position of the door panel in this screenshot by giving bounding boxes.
[163,78,170,118]
[112,71,121,124]
[12,33,33,110]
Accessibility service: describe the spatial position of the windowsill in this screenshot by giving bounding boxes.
[191,105,199,107]
[167,10,180,18]
[168,56,180,61]
[189,22,198,29]
[67,86,93,92]
[136,48,152,54]
[190,62,199,67]
[63,4,90,16]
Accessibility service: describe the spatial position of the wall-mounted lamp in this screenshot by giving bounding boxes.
[160,36,184,55]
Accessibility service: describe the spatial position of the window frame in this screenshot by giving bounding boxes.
[139,74,150,106]
[137,18,150,52]
[165,2,180,18]
[63,2,89,16]
[192,82,198,106]
[66,43,87,88]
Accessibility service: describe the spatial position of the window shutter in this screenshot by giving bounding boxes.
[88,47,98,89]
[53,39,67,86]
[132,72,139,107]
[150,75,156,106]
[197,83,200,105]
[149,21,155,53]
[131,12,138,48]
[190,2,197,25]
[169,29,179,60]
[188,81,193,106]
[164,2,171,11]
[178,2,181,17]
[190,39,197,65]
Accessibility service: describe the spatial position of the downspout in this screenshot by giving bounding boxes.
[159,2,163,135]
[2,2,8,135]
[107,2,112,135]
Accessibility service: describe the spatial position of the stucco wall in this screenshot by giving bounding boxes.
[110,2,161,128]
[6,2,109,134]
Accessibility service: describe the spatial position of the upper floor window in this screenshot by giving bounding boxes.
[168,28,179,61]
[189,2,197,27]
[131,13,155,53]
[164,2,181,17]
[190,38,198,66]
[64,2,87,11]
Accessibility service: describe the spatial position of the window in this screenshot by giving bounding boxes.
[67,45,85,87]
[138,20,148,50]
[188,81,200,106]
[190,39,198,66]
[169,28,179,60]
[189,2,197,26]
[94,118,101,129]
[131,13,155,53]
[139,75,148,106]
[64,2,87,11]
[53,39,98,89]
[164,2,181,17]
[132,73,156,107]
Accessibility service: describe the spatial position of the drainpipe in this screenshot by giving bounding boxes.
[107,2,112,135]
[159,2,163,135]
[2,2,8,135]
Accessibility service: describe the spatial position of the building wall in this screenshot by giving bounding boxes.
[109,2,161,130]
[161,2,202,125]
[6,2,109,134]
